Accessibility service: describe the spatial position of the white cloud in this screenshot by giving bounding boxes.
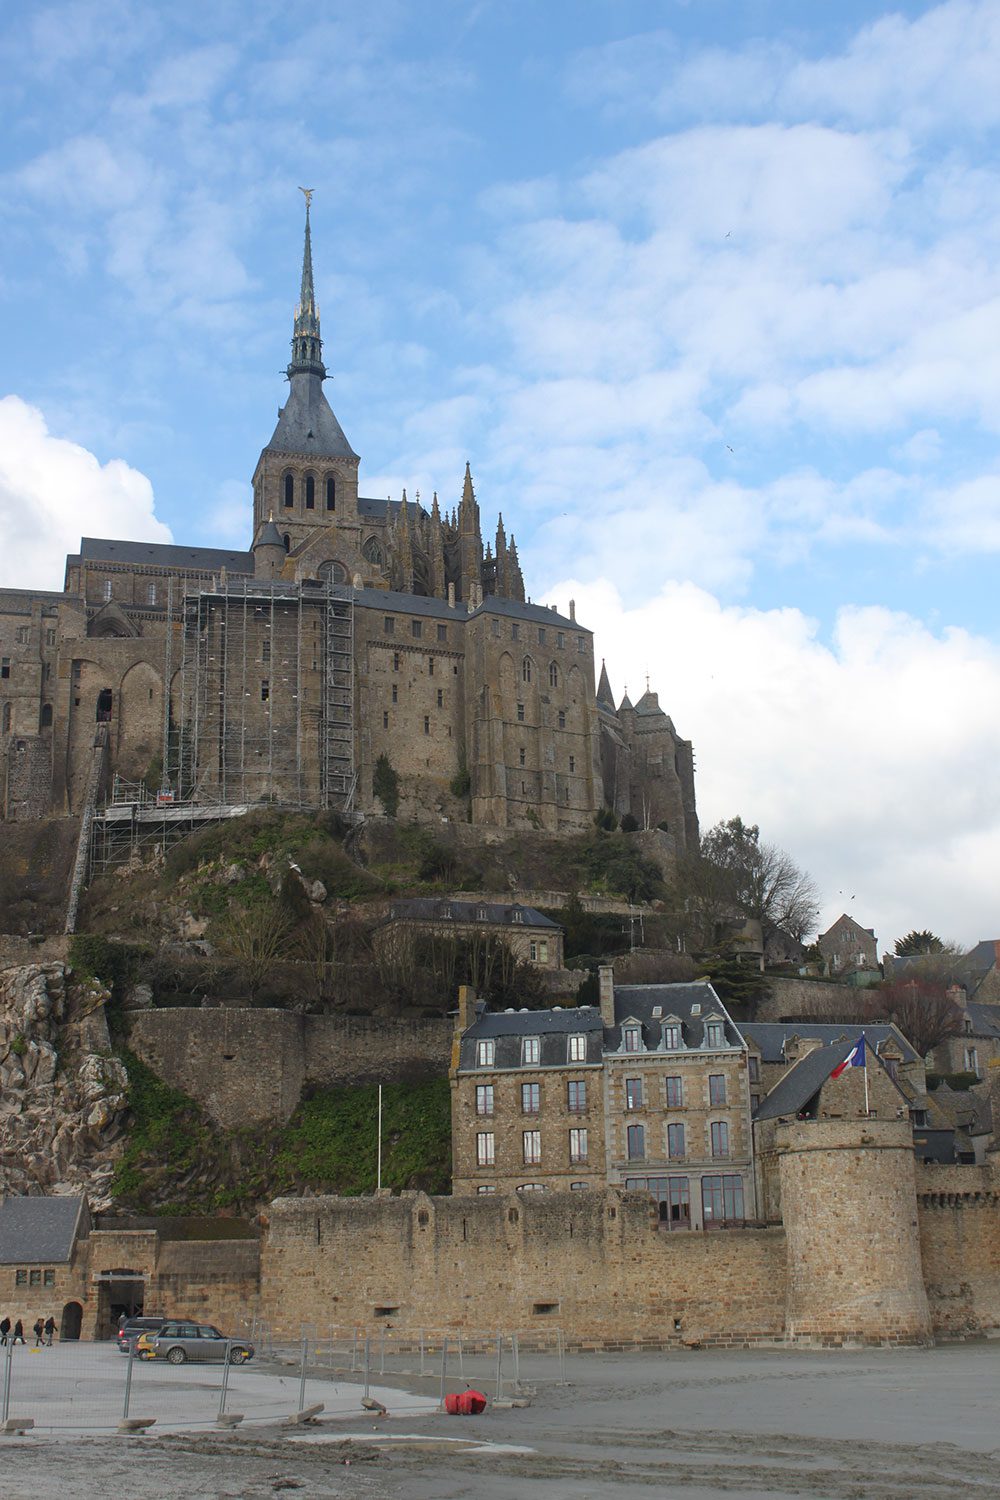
[537,574,1000,950]
[0,396,171,590]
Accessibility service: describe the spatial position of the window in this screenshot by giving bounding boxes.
[283,473,294,507]
[570,1128,588,1163]
[147,583,157,605]
[519,747,526,767]
[517,703,525,722]
[428,658,435,676]
[384,617,395,635]
[325,475,336,510]
[40,704,53,729]
[529,939,549,963]
[423,716,430,735]
[522,657,532,683]
[476,1084,494,1116]
[711,1121,730,1158]
[476,1040,495,1067]
[16,625,29,644]
[522,1082,540,1114]
[577,637,586,652]
[15,1270,26,1286]
[305,474,315,509]
[748,1056,760,1083]
[568,1034,586,1063]
[261,680,270,702]
[522,1036,540,1066]
[667,1122,686,1158]
[103,579,113,601]
[477,1184,496,1194]
[884,1056,898,1080]
[383,711,389,728]
[663,1024,681,1050]
[477,1132,495,1167]
[43,1269,55,1287]
[706,1022,725,1047]
[391,684,398,704]
[558,710,566,728]
[567,1080,586,1113]
[751,1093,760,1113]
[45,629,56,646]
[538,627,546,645]
[549,663,558,688]
[392,652,400,671]
[626,1124,645,1160]
[283,533,291,552]
[623,1025,641,1052]
[511,623,520,641]
[665,1075,683,1107]
[966,1046,979,1074]
[437,689,444,708]
[411,620,422,639]
[625,1077,643,1111]
[702,1174,744,1224]
[29,1270,40,1286]
[1,658,9,680]
[262,638,271,664]
[570,1181,589,1190]
[512,908,523,923]
[709,1075,727,1106]
[437,624,447,642]
[569,755,575,773]
[523,1130,541,1164]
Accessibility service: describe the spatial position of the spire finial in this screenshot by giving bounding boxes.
[288,190,325,380]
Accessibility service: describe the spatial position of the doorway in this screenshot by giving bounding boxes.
[60,1302,83,1340]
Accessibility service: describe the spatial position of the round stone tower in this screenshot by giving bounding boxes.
[776,1118,931,1344]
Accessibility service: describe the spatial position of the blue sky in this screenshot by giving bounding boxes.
[3,0,1000,947]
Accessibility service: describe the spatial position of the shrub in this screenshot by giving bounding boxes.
[373,754,399,817]
[619,813,639,833]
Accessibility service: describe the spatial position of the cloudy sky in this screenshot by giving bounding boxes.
[2,0,999,949]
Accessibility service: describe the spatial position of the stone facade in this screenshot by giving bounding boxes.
[817,913,879,976]
[375,899,564,971]
[1,205,696,843]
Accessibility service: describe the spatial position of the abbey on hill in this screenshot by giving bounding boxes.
[0,203,697,841]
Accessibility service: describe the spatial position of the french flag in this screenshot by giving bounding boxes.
[830,1036,867,1078]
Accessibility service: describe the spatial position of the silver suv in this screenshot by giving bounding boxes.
[145,1321,254,1365]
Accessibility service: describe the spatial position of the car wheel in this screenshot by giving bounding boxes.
[229,1348,249,1365]
[166,1346,187,1365]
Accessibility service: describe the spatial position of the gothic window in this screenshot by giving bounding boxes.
[325,475,336,511]
[318,561,347,583]
[103,580,113,601]
[549,663,559,688]
[521,657,532,684]
[283,534,291,552]
[363,537,383,566]
[305,475,316,509]
[283,473,294,508]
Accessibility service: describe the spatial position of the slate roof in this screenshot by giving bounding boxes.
[459,1005,604,1070]
[964,1002,1000,1039]
[742,1021,920,1065]
[962,940,1000,974]
[753,1041,858,1120]
[387,898,559,930]
[476,595,582,632]
[606,982,741,1052]
[265,371,359,460]
[0,1195,89,1265]
[77,538,255,573]
[354,588,585,630]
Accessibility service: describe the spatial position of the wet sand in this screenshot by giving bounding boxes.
[2,1343,999,1498]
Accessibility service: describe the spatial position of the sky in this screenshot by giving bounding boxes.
[2,0,1000,950]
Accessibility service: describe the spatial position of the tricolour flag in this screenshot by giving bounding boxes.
[830,1035,866,1079]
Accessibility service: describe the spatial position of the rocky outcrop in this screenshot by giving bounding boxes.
[0,964,129,1208]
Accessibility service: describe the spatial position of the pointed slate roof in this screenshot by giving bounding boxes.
[0,1194,89,1265]
[596,660,615,710]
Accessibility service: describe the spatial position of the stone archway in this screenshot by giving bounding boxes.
[60,1301,83,1341]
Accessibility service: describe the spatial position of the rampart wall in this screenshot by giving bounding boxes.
[758,976,864,1020]
[126,1009,453,1126]
[915,1163,1000,1337]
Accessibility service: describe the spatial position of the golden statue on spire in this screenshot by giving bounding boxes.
[298,187,314,207]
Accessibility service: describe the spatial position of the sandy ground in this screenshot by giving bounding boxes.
[1,1343,1000,1498]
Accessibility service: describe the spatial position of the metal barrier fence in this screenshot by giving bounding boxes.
[0,1323,565,1434]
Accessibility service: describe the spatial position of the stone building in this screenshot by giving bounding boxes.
[1,201,696,847]
[375,898,564,970]
[817,913,879,978]
[451,971,756,1227]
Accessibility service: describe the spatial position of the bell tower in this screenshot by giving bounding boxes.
[251,192,360,556]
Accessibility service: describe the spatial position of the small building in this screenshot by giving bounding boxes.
[931,991,1000,1079]
[0,1194,90,1339]
[451,968,756,1229]
[817,914,879,978]
[376,898,564,969]
[741,1021,924,1112]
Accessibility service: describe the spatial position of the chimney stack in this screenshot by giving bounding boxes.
[598,964,615,1027]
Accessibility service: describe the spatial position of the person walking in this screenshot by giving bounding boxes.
[12,1320,25,1345]
[32,1318,44,1347]
[0,1317,9,1346]
[44,1316,56,1347]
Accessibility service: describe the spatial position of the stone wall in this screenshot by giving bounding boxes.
[916,1163,1000,1337]
[260,1188,787,1346]
[758,976,866,1021]
[126,1008,453,1127]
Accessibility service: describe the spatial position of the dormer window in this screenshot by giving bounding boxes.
[522,1036,540,1066]
[705,1021,725,1048]
[663,1024,681,1050]
[476,1040,495,1067]
[512,909,523,924]
[623,1024,641,1052]
[478,907,487,920]
[568,1034,586,1063]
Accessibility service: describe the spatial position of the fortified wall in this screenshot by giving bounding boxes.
[126,1008,453,1126]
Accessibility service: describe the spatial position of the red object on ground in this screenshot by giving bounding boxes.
[444,1390,488,1415]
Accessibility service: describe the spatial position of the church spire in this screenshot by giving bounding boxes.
[288,189,326,380]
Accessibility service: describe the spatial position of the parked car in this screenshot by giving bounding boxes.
[117,1316,167,1354]
[143,1321,254,1365]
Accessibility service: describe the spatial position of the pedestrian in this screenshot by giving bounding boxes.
[0,1317,9,1347]
[33,1319,44,1347]
[44,1316,55,1347]
[12,1320,25,1345]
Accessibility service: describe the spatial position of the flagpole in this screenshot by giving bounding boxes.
[377,1083,383,1192]
[862,1034,870,1115]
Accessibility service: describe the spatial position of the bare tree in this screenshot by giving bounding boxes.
[868,978,965,1060]
[674,816,819,948]
[215,900,292,1002]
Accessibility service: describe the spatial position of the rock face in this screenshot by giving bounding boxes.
[0,964,129,1208]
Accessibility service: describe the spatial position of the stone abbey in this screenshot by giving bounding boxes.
[0,204,697,841]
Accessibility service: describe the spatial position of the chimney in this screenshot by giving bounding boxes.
[948,983,968,1012]
[447,582,456,609]
[456,984,478,1032]
[598,964,615,1027]
[569,599,576,622]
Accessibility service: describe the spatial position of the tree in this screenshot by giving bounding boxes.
[373,753,399,817]
[869,978,964,1060]
[674,816,819,948]
[895,930,944,956]
[215,899,292,1001]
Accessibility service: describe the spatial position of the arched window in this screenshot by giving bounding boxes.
[325,475,336,511]
[40,703,53,729]
[305,474,315,510]
[283,473,294,508]
[362,536,383,567]
[283,533,291,553]
[318,560,348,583]
[1,703,10,734]
[549,662,559,688]
[522,657,532,684]
[96,688,113,723]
